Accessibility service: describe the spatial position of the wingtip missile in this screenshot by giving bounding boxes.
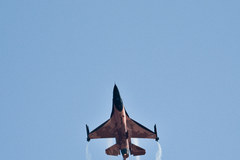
[154,124,159,141]
[86,124,90,142]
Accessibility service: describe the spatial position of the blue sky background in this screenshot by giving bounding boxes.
[0,0,240,160]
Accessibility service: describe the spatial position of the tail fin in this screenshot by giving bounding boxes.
[130,143,146,156]
[105,144,120,156]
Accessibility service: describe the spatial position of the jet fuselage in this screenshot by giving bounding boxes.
[111,85,130,159]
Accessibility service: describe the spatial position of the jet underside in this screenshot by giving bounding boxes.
[86,85,159,159]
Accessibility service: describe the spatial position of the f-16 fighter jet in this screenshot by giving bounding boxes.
[86,85,159,160]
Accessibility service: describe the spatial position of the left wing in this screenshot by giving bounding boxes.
[87,119,116,139]
[127,118,158,140]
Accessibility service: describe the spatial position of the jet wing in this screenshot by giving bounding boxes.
[88,119,116,139]
[127,118,157,139]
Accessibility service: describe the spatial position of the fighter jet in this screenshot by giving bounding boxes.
[86,85,159,160]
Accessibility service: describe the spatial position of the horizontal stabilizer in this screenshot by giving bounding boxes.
[105,144,120,156]
[130,143,146,156]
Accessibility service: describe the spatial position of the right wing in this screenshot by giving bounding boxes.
[88,119,116,139]
[127,118,157,139]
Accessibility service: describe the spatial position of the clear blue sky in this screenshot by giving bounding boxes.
[0,0,240,160]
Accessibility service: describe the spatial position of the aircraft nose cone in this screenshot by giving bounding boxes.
[113,85,123,111]
[113,85,120,99]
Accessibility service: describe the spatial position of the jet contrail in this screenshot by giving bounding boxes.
[155,142,162,160]
[132,138,140,160]
[86,143,91,160]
